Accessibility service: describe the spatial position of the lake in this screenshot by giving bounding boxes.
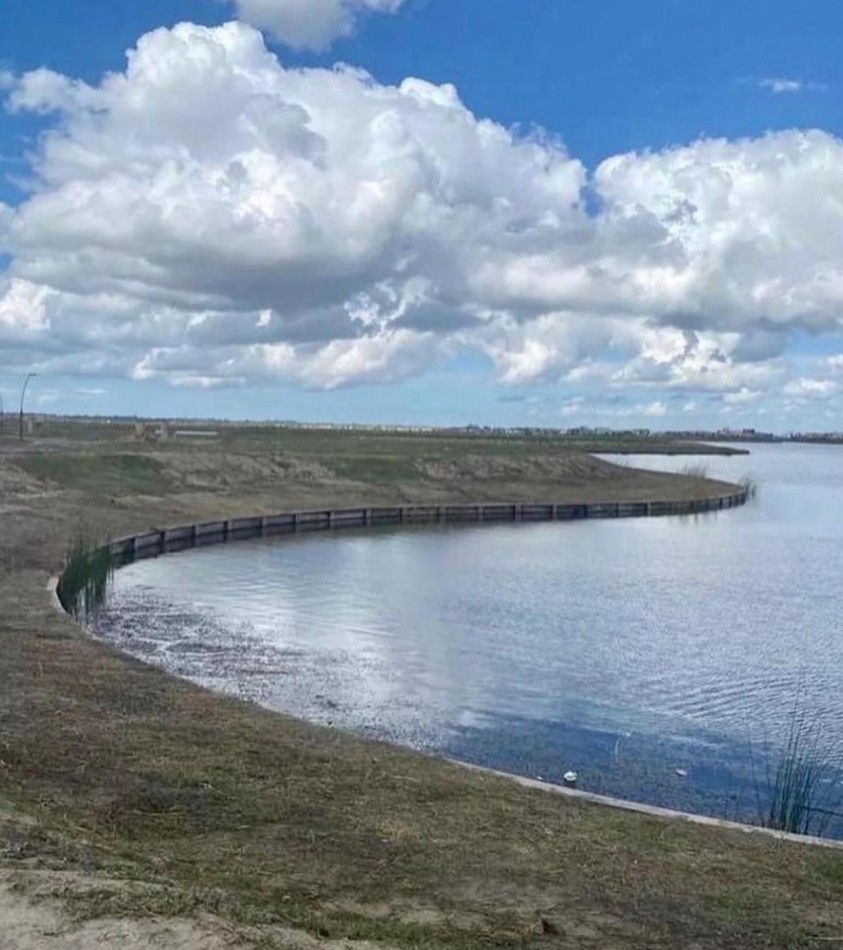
[92,442,843,834]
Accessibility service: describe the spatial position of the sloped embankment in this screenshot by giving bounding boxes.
[3,436,835,950]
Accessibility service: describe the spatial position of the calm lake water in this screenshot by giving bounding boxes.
[93,443,843,831]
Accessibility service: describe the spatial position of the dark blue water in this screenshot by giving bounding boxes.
[93,443,843,834]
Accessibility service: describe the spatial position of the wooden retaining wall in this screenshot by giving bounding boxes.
[105,489,749,565]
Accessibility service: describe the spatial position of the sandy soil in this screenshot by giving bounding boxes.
[0,874,240,950]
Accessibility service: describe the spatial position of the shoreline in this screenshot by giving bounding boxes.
[452,760,843,852]
[2,434,842,949]
[73,483,843,853]
[68,488,764,847]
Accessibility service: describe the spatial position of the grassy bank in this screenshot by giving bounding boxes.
[0,428,840,949]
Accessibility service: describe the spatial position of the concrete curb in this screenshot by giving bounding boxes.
[46,575,64,614]
[450,760,843,851]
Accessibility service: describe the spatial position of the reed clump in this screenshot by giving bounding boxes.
[679,462,710,479]
[740,476,759,499]
[57,535,112,619]
[756,709,842,838]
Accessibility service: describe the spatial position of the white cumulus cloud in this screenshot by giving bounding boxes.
[723,387,763,406]
[3,21,843,411]
[223,0,407,50]
[783,378,839,399]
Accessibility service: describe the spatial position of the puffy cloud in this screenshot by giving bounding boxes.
[132,327,440,390]
[0,278,52,341]
[3,21,843,410]
[723,387,763,406]
[783,378,839,399]
[594,132,843,333]
[222,0,407,50]
[0,22,587,388]
[640,400,668,417]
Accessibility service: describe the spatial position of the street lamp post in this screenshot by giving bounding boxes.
[19,373,36,441]
[0,389,4,437]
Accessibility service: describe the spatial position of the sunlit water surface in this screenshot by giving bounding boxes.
[93,443,843,830]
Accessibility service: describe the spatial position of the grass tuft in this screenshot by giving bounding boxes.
[679,462,710,479]
[740,476,759,499]
[57,535,113,619]
[756,708,842,837]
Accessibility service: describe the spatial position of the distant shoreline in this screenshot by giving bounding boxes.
[593,442,749,456]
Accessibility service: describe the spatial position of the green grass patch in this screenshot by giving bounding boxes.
[211,425,746,460]
[330,453,421,483]
[21,453,169,496]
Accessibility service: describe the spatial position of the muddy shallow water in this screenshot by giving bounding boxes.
[93,443,843,835]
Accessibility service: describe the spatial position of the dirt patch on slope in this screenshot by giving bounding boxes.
[0,876,238,950]
[417,453,627,483]
[147,451,338,492]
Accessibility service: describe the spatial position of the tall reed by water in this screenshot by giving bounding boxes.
[57,535,112,619]
[755,708,842,837]
[740,476,759,500]
[679,462,710,479]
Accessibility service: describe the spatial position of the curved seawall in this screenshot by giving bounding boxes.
[102,488,749,567]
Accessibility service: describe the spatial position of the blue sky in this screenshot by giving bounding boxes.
[2,0,843,428]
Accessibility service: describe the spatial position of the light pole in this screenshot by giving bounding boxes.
[0,389,4,437]
[19,373,36,441]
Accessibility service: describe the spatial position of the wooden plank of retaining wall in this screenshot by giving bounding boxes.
[195,521,226,537]
[482,505,513,522]
[331,510,367,528]
[134,531,162,550]
[230,517,263,534]
[264,514,296,531]
[405,507,438,523]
